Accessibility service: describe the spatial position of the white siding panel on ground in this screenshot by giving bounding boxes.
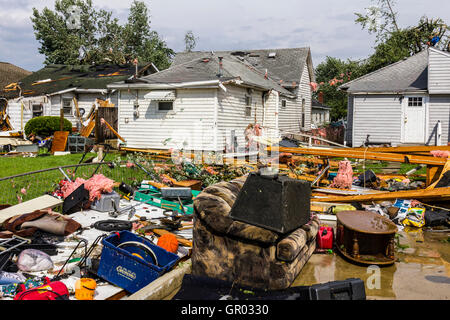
[428,49,450,94]
[352,95,402,147]
[428,95,450,145]
[118,89,216,151]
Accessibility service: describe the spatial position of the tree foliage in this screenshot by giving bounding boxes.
[31,0,174,70]
[314,57,367,120]
[315,0,450,121]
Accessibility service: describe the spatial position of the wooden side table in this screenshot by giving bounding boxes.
[336,210,398,265]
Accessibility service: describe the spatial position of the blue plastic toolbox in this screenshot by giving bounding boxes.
[97,231,179,294]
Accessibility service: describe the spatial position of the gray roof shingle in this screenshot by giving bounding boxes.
[139,55,296,96]
[173,47,313,85]
[339,50,429,93]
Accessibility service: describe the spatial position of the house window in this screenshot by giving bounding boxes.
[158,101,173,111]
[32,104,43,118]
[62,98,72,115]
[245,106,252,117]
[281,99,287,108]
[408,97,423,107]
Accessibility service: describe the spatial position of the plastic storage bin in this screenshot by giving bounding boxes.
[97,231,179,293]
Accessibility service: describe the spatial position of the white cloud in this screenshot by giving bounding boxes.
[0,0,449,71]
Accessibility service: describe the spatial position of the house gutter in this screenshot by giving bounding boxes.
[107,80,222,90]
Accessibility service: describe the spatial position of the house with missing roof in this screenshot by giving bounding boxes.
[108,48,315,152]
[340,47,450,147]
[3,63,158,132]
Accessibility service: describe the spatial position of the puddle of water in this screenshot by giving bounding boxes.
[293,230,450,300]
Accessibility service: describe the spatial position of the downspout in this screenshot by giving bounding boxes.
[213,89,219,152]
[274,90,280,132]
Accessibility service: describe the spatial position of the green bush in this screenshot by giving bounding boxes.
[24,116,72,138]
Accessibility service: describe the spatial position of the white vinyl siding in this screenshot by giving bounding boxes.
[118,88,216,151]
[6,96,50,131]
[352,95,402,147]
[278,94,303,133]
[428,95,450,145]
[217,85,264,152]
[297,64,312,130]
[50,93,112,126]
[428,49,450,94]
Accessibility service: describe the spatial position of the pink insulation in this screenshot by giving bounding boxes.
[330,160,354,189]
[430,150,450,158]
[84,174,114,201]
[61,174,115,201]
[61,178,86,199]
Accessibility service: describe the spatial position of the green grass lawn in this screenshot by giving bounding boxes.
[0,150,139,205]
[0,151,121,178]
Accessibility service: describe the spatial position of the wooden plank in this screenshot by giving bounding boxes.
[312,187,450,203]
[51,131,69,153]
[270,146,447,166]
[427,165,443,187]
[59,109,64,131]
[0,195,63,224]
[72,97,81,121]
[291,156,340,167]
[426,160,450,190]
[350,145,450,154]
[101,118,126,142]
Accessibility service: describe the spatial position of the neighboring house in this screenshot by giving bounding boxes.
[3,63,158,132]
[340,47,450,147]
[311,99,331,128]
[108,48,315,152]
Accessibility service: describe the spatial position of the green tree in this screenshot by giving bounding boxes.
[314,57,367,121]
[121,1,174,69]
[315,1,450,121]
[31,0,174,69]
[355,0,400,43]
[364,16,450,73]
[31,0,120,65]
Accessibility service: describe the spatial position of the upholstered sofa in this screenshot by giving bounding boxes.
[192,177,319,290]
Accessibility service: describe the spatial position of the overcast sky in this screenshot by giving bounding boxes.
[1,0,450,72]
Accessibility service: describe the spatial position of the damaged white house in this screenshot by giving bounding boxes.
[108,48,315,152]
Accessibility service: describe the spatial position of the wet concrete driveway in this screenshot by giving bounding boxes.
[293,229,450,300]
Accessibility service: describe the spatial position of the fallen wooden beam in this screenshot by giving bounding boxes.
[350,145,450,154]
[269,146,447,166]
[101,118,126,143]
[313,186,450,203]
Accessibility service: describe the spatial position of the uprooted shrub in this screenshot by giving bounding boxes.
[24,116,72,138]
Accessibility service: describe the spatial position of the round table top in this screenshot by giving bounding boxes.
[336,210,398,235]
